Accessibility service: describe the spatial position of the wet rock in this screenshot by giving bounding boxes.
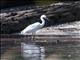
[0,1,80,34]
[36,21,80,35]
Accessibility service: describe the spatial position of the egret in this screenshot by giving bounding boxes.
[20,15,49,35]
[20,15,47,56]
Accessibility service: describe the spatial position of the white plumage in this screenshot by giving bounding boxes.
[21,22,41,33]
[20,15,48,34]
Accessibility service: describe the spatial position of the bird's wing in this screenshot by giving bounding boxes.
[21,22,42,34]
[26,22,42,29]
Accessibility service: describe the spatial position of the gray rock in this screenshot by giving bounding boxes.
[0,1,80,34]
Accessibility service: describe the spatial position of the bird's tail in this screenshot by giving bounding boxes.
[12,32,21,35]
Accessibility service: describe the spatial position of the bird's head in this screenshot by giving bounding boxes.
[40,15,49,21]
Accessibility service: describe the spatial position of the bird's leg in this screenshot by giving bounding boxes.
[32,33,35,43]
[24,35,26,42]
[33,32,35,43]
[24,34,29,43]
[32,33,34,43]
[31,33,33,43]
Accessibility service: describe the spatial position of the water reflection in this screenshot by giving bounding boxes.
[21,42,45,60]
[21,41,80,60]
[1,41,80,60]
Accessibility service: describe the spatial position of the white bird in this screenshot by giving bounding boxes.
[20,15,49,35]
[20,15,47,56]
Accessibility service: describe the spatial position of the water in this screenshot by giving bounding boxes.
[21,43,45,60]
[1,41,80,60]
[44,42,80,60]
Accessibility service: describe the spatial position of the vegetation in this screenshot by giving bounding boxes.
[35,0,56,6]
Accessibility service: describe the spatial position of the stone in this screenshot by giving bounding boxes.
[0,1,80,34]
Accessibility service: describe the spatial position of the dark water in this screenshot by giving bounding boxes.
[1,41,80,60]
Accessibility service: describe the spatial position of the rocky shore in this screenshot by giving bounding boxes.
[0,1,80,34]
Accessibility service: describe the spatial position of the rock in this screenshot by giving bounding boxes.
[0,1,80,34]
[35,21,80,35]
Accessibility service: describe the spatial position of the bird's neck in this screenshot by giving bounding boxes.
[40,17,45,27]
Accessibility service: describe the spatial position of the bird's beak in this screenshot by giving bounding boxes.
[46,17,49,20]
[44,17,49,21]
